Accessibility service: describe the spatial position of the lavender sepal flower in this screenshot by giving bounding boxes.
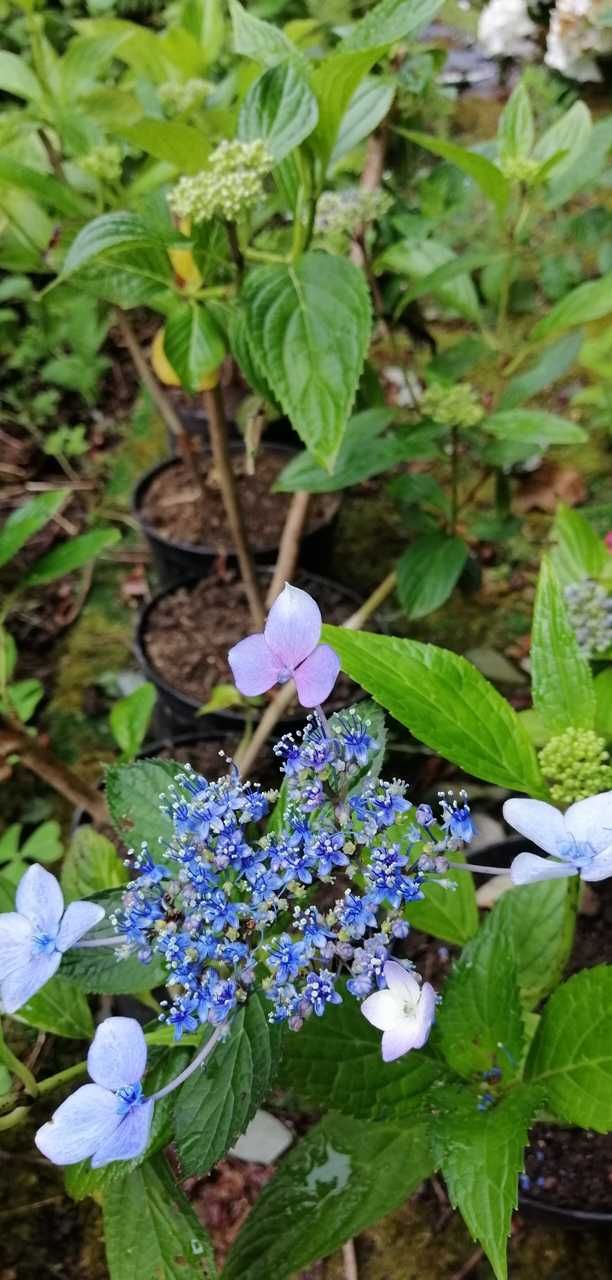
[361,960,436,1062]
[504,791,612,884]
[228,583,340,708]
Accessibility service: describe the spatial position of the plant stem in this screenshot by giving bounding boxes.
[36,1059,89,1097]
[203,384,265,630]
[234,570,397,776]
[0,724,107,823]
[149,1023,226,1102]
[450,426,459,535]
[226,222,244,281]
[266,491,310,608]
[0,1025,39,1097]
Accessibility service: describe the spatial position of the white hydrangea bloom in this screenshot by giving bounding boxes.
[545,0,612,81]
[478,0,539,59]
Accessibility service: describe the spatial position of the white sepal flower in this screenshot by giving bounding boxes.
[361,960,436,1062]
[504,791,612,885]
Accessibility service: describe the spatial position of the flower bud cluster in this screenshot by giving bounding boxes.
[314,187,392,251]
[564,579,612,657]
[539,727,612,805]
[114,708,471,1038]
[80,144,122,183]
[159,78,211,115]
[169,139,272,225]
[421,381,484,429]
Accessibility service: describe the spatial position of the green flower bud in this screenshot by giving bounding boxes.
[169,139,272,224]
[159,77,211,115]
[421,381,484,429]
[539,728,612,806]
[80,144,122,184]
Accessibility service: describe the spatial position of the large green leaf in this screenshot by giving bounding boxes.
[0,158,87,216]
[437,929,524,1080]
[118,120,210,172]
[499,332,583,410]
[275,408,407,492]
[0,490,67,569]
[61,212,172,279]
[61,889,166,993]
[378,238,481,322]
[239,62,318,162]
[341,0,444,51]
[479,877,576,1009]
[530,557,595,733]
[322,628,546,795]
[532,271,612,339]
[525,966,612,1131]
[550,503,608,586]
[229,0,298,65]
[244,252,371,470]
[310,49,384,169]
[61,826,128,903]
[534,101,592,179]
[397,533,469,620]
[434,1085,541,1280]
[105,759,184,851]
[17,975,93,1039]
[279,992,449,1120]
[331,75,395,165]
[174,995,282,1176]
[480,409,586,448]
[404,852,478,945]
[401,130,509,215]
[22,527,120,587]
[163,303,225,392]
[0,51,41,100]
[103,1154,216,1280]
[223,1111,434,1280]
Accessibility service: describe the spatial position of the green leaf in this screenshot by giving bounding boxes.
[595,668,612,739]
[499,331,583,410]
[279,992,449,1120]
[535,101,592,180]
[532,271,612,340]
[174,995,282,1176]
[244,252,371,470]
[17,975,93,1039]
[309,49,384,171]
[404,852,478,945]
[274,408,396,491]
[21,820,62,865]
[105,759,184,851]
[479,877,577,1009]
[61,889,166,993]
[0,158,86,216]
[5,679,44,723]
[110,683,156,760]
[118,121,210,173]
[223,1111,434,1280]
[61,213,171,280]
[530,556,595,734]
[103,1154,216,1280]
[0,51,41,101]
[331,75,395,166]
[480,409,586,448]
[230,0,297,65]
[397,533,469,620]
[163,302,226,393]
[341,0,444,51]
[378,238,481,322]
[437,929,524,1079]
[61,827,128,903]
[239,62,318,162]
[498,83,534,162]
[525,966,612,1131]
[0,490,67,569]
[550,503,608,587]
[22,527,120,587]
[391,249,501,315]
[181,0,225,66]
[322,628,546,795]
[400,130,509,215]
[434,1086,540,1280]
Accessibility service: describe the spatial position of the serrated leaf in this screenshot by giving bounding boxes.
[223,1111,433,1280]
[322,628,546,796]
[434,1085,541,1280]
[22,527,120,588]
[481,408,586,448]
[478,877,577,1009]
[397,533,469,621]
[0,490,67,569]
[239,62,318,162]
[105,759,184,851]
[532,271,612,340]
[279,992,449,1121]
[341,0,444,51]
[530,557,595,733]
[61,212,172,279]
[404,852,478,945]
[243,252,371,470]
[401,130,509,215]
[61,826,128,902]
[17,975,93,1039]
[525,966,612,1131]
[61,889,166,992]
[499,331,582,410]
[163,303,225,393]
[437,930,524,1079]
[174,995,282,1176]
[103,1154,216,1280]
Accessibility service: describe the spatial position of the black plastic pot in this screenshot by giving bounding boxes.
[133,446,340,588]
[135,569,368,734]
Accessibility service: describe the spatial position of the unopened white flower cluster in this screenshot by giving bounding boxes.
[169,139,272,224]
[159,78,211,115]
[478,0,612,80]
[315,188,392,242]
[80,144,122,184]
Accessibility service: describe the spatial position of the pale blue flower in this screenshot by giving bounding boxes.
[228,583,340,708]
[0,865,104,1013]
[361,960,436,1062]
[35,1017,153,1167]
[505,791,612,884]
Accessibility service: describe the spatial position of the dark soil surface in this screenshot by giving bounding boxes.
[138,451,338,550]
[142,571,363,711]
[153,734,278,790]
[523,1126,612,1212]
